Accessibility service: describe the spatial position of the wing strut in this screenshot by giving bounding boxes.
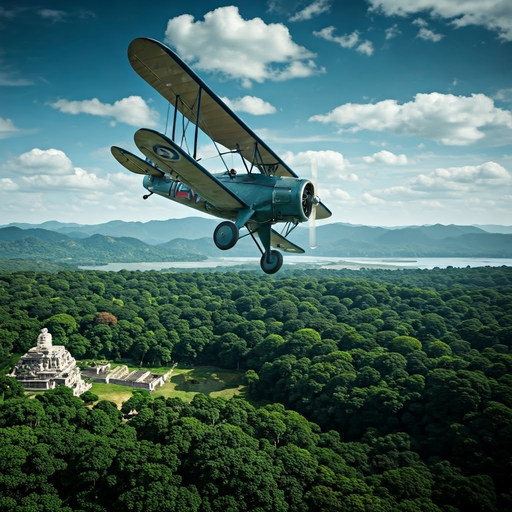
[194,87,202,160]
[172,95,179,141]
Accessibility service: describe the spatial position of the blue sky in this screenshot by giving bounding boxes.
[1,0,511,227]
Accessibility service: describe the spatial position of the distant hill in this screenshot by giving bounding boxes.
[0,226,70,243]
[2,220,511,259]
[0,228,205,265]
[475,225,512,235]
[3,217,219,245]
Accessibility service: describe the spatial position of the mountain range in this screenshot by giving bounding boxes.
[1,218,511,265]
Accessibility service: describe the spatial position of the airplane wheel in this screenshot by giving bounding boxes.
[213,221,239,250]
[260,250,283,274]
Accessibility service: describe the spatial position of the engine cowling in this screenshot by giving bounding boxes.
[272,178,316,223]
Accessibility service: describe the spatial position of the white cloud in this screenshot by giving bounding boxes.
[0,178,19,191]
[164,6,322,86]
[413,19,444,41]
[221,95,277,115]
[362,192,386,204]
[309,92,512,146]
[374,185,423,198]
[385,24,401,39]
[418,27,444,41]
[2,148,73,175]
[38,9,67,22]
[367,0,512,41]
[281,149,354,179]
[22,168,110,191]
[332,188,352,201]
[49,96,159,127]
[494,88,512,103]
[363,150,409,165]
[289,0,331,22]
[313,27,374,55]
[0,117,20,139]
[412,162,511,191]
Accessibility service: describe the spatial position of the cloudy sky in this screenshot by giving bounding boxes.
[1,0,511,227]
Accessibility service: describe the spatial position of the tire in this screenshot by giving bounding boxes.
[260,250,283,274]
[213,221,239,250]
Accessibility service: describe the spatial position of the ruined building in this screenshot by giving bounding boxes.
[10,328,92,396]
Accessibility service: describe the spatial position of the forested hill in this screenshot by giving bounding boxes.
[1,266,512,511]
[0,227,205,265]
[3,219,512,257]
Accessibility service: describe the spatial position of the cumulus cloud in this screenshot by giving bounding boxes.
[313,27,374,55]
[362,192,386,204]
[494,88,512,103]
[2,148,73,175]
[164,6,322,87]
[289,0,331,22]
[367,0,512,41]
[221,95,277,115]
[309,92,512,146]
[365,161,510,205]
[385,24,401,39]
[49,96,159,127]
[411,162,511,192]
[363,150,409,165]
[21,168,110,191]
[282,149,351,174]
[413,18,444,41]
[0,178,19,191]
[0,117,20,139]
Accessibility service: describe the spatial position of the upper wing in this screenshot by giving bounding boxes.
[134,128,247,211]
[128,37,298,178]
[111,146,164,177]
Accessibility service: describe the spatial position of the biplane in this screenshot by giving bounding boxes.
[111,37,331,274]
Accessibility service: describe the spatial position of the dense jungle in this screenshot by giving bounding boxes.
[1,266,511,511]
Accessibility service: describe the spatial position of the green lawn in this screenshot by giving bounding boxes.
[89,382,135,405]
[153,366,245,401]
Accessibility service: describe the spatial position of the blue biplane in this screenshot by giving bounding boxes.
[112,38,331,274]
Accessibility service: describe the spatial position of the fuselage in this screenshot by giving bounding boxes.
[143,171,314,225]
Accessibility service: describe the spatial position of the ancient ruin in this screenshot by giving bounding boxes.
[81,363,174,392]
[10,328,92,396]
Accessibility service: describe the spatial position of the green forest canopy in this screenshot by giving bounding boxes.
[1,266,511,511]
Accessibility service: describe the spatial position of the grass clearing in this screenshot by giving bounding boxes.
[89,382,135,405]
[153,366,245,401]
[88,365,246,406]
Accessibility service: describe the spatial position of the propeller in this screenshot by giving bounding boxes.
[309,157,320,249]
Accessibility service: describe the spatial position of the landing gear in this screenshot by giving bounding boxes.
[213,221,239,250]
[260,250,283,274]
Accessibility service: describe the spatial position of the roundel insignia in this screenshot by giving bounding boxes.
[153,144,180,161]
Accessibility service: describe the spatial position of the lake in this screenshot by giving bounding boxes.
[80,256,512,272]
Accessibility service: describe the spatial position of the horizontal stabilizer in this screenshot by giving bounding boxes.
[270,229,305,254]
[111,146,164,177]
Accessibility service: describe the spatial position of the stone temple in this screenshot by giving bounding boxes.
[10,328,92,396]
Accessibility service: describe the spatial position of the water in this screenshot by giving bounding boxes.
[80,256,512,272]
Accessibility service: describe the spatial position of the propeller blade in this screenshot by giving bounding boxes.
[309,157,318,249]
